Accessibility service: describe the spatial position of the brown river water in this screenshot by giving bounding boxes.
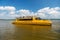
[0,20,60,40]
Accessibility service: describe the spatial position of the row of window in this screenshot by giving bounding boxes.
[17,17,41,21]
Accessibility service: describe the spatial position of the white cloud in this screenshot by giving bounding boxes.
[9,11,15,15]
[0,6,16,19]
[36,7,60,19]
[0,6,15,10]
[17,9,34,16]
[0,6,16,15]
[4,6,15,11]
[0,6,60,19]
[0,13,4,16]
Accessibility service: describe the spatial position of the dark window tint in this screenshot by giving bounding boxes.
[35,17,41,20]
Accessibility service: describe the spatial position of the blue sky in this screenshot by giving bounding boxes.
[0,0,60,11]
[0,0,60,19]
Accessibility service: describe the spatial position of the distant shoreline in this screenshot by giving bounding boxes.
[0,19,60,20]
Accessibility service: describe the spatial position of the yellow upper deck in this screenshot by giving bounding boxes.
[16,16,41,21]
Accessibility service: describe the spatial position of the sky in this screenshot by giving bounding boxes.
[0,0,60,19]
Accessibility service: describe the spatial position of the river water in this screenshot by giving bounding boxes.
[0,20,60,40]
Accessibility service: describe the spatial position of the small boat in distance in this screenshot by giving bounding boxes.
[12,16,52,26]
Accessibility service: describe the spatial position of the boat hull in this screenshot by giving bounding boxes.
[12,20,52,26]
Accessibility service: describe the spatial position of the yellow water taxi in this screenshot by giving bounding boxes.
[12,16,52,26]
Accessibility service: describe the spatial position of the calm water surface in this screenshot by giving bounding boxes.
[0,20,60,40]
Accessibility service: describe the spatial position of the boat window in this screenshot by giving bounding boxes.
[19,19,33,21]
[35,17,41,20]
[18,16,33,21]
